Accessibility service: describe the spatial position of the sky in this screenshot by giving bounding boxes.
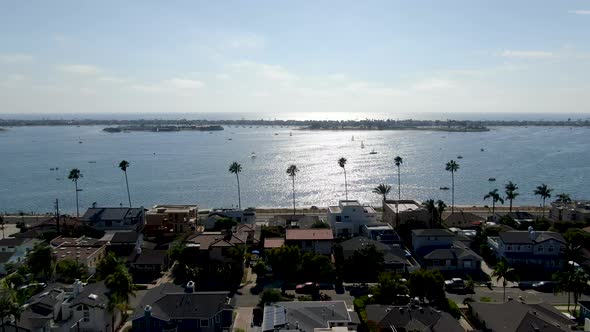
[1,1,589,115]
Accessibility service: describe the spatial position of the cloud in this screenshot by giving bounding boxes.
[569,10,590,15]
[226,33,266,49]
[499,50,554,59]
[58,64,101,75]
[232,61,298,82]
[412,78,456,90]
[216,73,231,80]
[164,78,204,89]
[99,76,127,84]
[131,78,204,93]
[0,53,33,64]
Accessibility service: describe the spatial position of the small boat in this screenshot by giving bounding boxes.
[369,149,378,155]
[227,138,232,141]
[289,132,292,137]
[251,152,256,158]
[351,136,355,141]
[488,178,496,181]
[480,148,484,152]
[361,141,365,149]
[274,133,279,136]
[88,161,96,164]
[457,155,463,159]
[78,136,83,144]
[50,168,55,171]
[440,187,450,190]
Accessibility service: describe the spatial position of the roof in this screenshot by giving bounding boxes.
[285,229,333,241]
[412,229,456,237]
[263,301,353,332]
[340,236,391,252]
[423,247,482,261]
[70,281,109,308]
[81,207,143,222]
[50,235,101,247]
[469,301,573,332]
[366,304,462,332]
[110,231,140,243]
[0,251,16,263]
[443,212,485,228]
[131,283,231,321]
[129,249,167,266]
[185,231,246,250]
[0,237,28,247]
[264,237,285,249]
[498,231,566,245]
[53,245,104,262]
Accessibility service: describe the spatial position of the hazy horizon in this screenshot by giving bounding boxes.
[1,1,590,115]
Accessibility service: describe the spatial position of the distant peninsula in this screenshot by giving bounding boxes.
[0,117,589,133]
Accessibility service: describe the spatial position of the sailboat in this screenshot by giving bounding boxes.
[78,136,83,144]
[369,149,377,155]
[351,136,355,141]
[360,141,365,149]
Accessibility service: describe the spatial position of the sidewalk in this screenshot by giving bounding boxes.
[480,260,516,288]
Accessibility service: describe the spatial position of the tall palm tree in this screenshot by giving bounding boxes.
[484,189,504,215]
[422,199,436,228]
[286,165,299,216]
[394,156,403,200]
[492,258,515,302]
[555,271,574,312]
[68,168,83,217]
[118,160,132,208]
[504,181,519,213]
[571,269,589,313]
[338,157,348,200]
[229,162,243,209]
[372,184,391,201]
[436,200,447,227]
[445,160,459,213]
[557,192,572,204]
[534,183,553,218]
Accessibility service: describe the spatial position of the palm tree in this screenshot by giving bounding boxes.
[491,258,515,302]
[445,160,459,213]
[422,199,436,228]
[436,200,447,227]
[571,269,589,313]
[338,157,348,200]
[286,165,299,216]
[555,271,573,312]
[229,162,243,209]
[534,184,553,218]
[504,181,519,213]
[394,156,403,200]
[0,288,20,332]
[372,184,391,201]
[484,189,504,215]
[0,215,4,239]
[68,168,82,217]
[118,160,132,208]
[557,192,572,204]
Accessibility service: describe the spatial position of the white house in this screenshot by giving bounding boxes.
[327,200,377,237]
[0,237,40,274]
[204,208,256,230]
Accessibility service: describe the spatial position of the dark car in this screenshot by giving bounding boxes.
[532,281,557,292]
[295,282,320,294]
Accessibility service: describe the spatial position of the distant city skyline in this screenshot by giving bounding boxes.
[1,1,589,114]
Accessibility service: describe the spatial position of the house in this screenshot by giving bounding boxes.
[411,229,457,256]
[549,200,590,222]
[264,237,285,250]
[145,204,197,234]
[327,200,377,237]
[360,224,402,245]
[185,231,247,263]
[468,300,574,332]
[382,200,431,227]
[0,237,39,273]
[495,211,536,226]
[51,236,106,274]
[579,301,590,322]
[267,214,323,229]
[262,301,359,332]
[81,206,145,231]
[203,208,256,229]
[3,284,68,332]
[106,231,142,256]
[422,241,482,271]
[366,304,464,332]
[234,223,260,246]
[69,281,122,332]
[128,248,169,274]
[131,282,233,332]
[285,229,333,255]
[443,211,485,229]
[339,237,420,273]
[487,228,566,270]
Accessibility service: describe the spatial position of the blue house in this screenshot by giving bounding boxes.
[131,282,233,332]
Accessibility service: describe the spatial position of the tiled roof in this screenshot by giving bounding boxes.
[285,229,333,241]
[81,207,143,222]
[264,238,285,249]
[469,301,572,332]
[110,231,140,243]
[423,247,482,261]
[498,231,565,245]
[366,304,462,332]
[70,281,109,308]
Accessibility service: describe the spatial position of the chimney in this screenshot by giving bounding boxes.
[92,202,97,208]
[186,280,195,293]
[73,279,83,297]
[135,247,142,255]
[144,305,152,316]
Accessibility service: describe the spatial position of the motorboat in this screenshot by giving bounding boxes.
[440,186,450,190]
[369,149,378,155]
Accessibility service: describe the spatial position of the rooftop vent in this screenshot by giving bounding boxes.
[88,294,98,300]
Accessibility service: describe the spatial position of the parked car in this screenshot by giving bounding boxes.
[444,278,465,290]
[295,282,320,294]
[532,281,556,292]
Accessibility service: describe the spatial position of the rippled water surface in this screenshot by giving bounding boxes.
[0,125,588,213]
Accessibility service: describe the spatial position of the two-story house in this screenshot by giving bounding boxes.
[382,200,431,227]
[51,236,106,274]
[145,204,198,234]
[412,229,482,272]
[0,237,40,274]
[487,228,566,269]
[184,231,247,263]
[360,224,402,245]
[81,205,145,231]
[131,282,233,332]
[327,200,377,237]
[203,208,256,230]
[285,229,333,255]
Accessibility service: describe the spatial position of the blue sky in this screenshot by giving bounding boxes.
[1,1,589,114]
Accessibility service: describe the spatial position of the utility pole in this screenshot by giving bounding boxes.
[54,198,60,234]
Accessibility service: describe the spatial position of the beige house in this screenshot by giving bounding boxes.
[51,236,106,274]
[382,200,431,227]
[145,204,198,233]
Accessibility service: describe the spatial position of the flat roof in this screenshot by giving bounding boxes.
[286,229,333,241]
[385,201,422,212]
[54,245,104,261]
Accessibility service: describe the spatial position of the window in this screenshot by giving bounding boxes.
[215,315,220,323]
[548,246,554,252]
[83,309,90,322]
[537,245,544,253]
[201,319,209,327]
[336,216,342,222]
[507,245,513,251]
